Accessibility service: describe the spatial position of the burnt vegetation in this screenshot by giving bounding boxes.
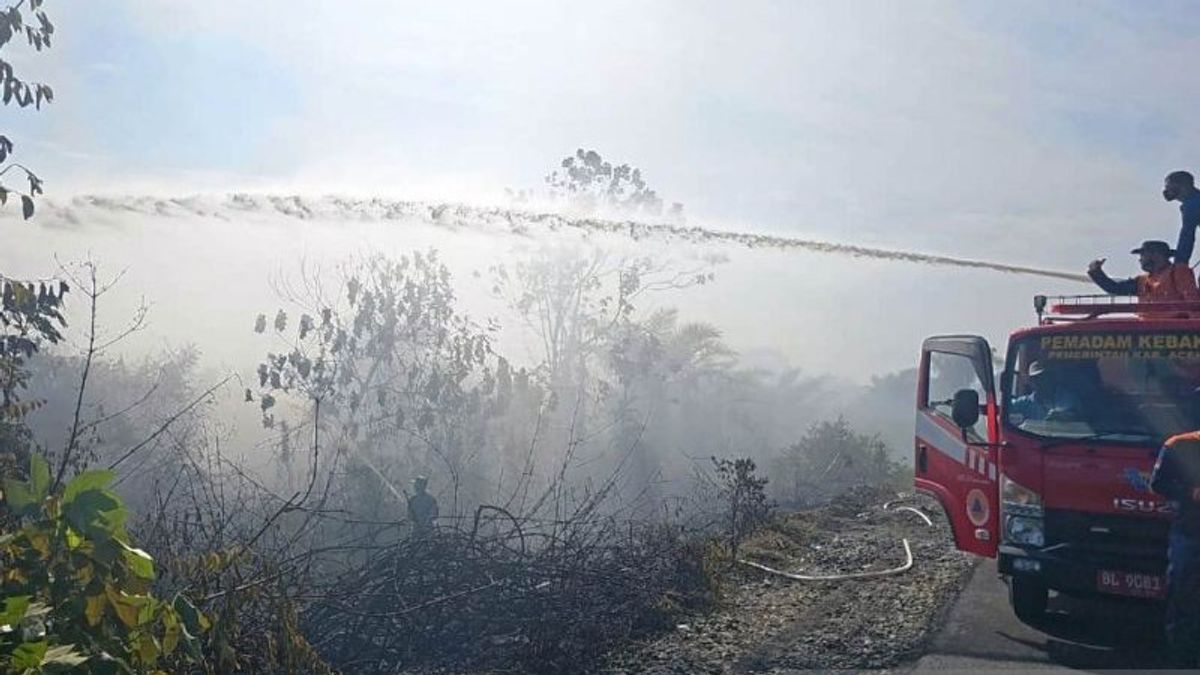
[1,244,907,674]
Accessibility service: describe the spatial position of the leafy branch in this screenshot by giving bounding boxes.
[1,454,210,672]
[0,0,52,221]
[0,274,67,417]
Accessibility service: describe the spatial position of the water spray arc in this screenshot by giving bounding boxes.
[34,194,1090,284]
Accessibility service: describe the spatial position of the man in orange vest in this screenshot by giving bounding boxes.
[1087,240,1200,303]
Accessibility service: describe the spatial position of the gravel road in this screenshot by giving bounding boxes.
[602,488,977,674]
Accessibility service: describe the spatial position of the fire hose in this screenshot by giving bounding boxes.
[886,505,934,527]
[737,500,933,581]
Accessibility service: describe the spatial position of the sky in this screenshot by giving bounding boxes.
[6,0,1200,380]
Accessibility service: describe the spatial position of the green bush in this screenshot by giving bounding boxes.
[773,417,904,506]
[0,455,207,674]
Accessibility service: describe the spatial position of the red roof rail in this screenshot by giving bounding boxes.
[1034,294,1200,323]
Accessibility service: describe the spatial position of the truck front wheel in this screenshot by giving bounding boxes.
[1009,576,1048,620]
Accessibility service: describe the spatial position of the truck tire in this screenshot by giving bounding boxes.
[1009,576,1048,620]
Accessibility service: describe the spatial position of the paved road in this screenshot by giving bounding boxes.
[911,558,1173,672]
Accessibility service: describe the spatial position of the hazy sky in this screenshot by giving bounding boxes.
[6,1,1199,264]
[6,1,1200,380]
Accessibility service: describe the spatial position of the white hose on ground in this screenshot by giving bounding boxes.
[886,505,934,527]
[738,538,913,581]
[882,492,926,510]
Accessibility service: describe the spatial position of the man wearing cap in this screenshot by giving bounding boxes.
[1152,430,1200,667]
[1087,240,1200,304]
[406,475,439,537]
[1009,361,1082,422]
[1163,170,1200,266]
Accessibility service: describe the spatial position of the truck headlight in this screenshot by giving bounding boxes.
[1005,515,1045,547]
[1001,474,1043,517]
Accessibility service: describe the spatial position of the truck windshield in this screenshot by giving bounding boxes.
[1004,331,1200,442]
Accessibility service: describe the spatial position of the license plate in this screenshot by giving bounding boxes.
[1096,569,1166,599]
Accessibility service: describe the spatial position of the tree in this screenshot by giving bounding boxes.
[0,0,60,480]
[0,278,67,415]
[488,246,721,504]
[545,149,683,220]
[0,0,54,220]
[491,246,714,391]
[0,277,67,480]
[251,252,502,516]
[607,308,735,500]
[609,309,735,390]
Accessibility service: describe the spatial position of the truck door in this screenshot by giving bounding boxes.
[914,335,1000,558]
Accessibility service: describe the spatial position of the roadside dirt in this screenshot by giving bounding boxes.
[601,487,977,674]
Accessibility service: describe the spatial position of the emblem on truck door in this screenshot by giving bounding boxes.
[966,488,989,526]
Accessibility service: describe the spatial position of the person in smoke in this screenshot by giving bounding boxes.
[1087,240,1200,304]
[406,475,439,537]
[1008,361,1081,422]
[1152,430,1200,667]
[1164,170,1200,266]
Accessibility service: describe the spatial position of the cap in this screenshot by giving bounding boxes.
[1028,361,1046,378]
[1131,240,1174,256]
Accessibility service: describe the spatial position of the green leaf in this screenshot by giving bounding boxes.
[10,640,47,669]
[29,453,49,500]
[63,469,115,505]
[0,595,30,630]
[1,478,36,514]
[173,595,210,634]
[136,595,159,625]
[161,612,181,655]
[63,487,128,539]
[134,632,158,664]
[121,542,155,580]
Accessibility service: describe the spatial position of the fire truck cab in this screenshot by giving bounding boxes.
[916,297,1200,619]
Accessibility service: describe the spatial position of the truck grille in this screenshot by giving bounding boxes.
[1043,509,1168,564]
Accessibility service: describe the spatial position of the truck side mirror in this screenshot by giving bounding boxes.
[999,371,1012,396]
[951,388,981,431]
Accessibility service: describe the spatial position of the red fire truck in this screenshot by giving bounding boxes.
[915,296,1200,619]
